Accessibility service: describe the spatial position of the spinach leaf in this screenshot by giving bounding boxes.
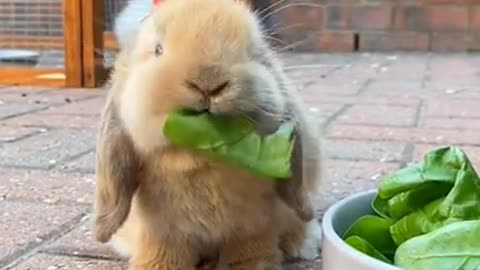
[345,236,392,264]
[163,109,254,150]
[395,220,480,270]
[163,110,296,179]
[387,182,453,220]
[389,198,444,245]
[372,194,390,219]
[378,165,425,199]
[378,164,457,200]
[438,170,480,219]
[343,215,397,260]
[423,146,473,172]
[373,182,452,222]
[378,147,464,200]
[390,166,480,245]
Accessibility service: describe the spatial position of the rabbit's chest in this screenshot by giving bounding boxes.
[143,155,277,238]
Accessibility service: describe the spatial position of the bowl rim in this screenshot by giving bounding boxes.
[322,189,402,270]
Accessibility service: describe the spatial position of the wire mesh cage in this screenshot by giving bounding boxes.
[0,0,65,69]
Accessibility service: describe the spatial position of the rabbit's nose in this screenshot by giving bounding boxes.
[186,65,229,96]
[186,80,229,97]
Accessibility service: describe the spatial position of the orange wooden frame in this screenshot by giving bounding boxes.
[81,0,108,87]
[0,0,106,89]
[0,33,118,51]
[0,0,82,88]
[0,67,66,87]
[0,36,64,49]
[64,0,83,87]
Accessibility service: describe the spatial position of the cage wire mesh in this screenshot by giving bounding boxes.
[0,0,65,69]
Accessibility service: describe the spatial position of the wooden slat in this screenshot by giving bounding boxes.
[0,33,119,51]
[63,0,83,88]
[0,67,65,87]
[0,35,64,49]
[81,0,107,88]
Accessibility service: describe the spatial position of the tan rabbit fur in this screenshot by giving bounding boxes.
[93,0,323,269]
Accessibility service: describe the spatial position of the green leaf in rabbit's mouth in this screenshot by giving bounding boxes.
[163,109,296,179]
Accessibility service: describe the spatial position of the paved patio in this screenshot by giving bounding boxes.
[1,53,480,270]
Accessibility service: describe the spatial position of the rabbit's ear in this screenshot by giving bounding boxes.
[93,96,141,243]
[249,110,317,222]
[276,130,315,222]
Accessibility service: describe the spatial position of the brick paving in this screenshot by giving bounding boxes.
[1,53,480,269]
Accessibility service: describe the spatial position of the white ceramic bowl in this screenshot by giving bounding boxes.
[321,190,402,270]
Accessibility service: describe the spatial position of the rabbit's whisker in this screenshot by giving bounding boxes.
[259,3,323,23]
[254,0,290,18]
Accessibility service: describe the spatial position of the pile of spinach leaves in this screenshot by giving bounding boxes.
[343,146,480,270]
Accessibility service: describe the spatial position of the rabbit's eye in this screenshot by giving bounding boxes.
[154,44,163,56]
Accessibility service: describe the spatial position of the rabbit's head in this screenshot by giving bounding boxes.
[114,0,289,153]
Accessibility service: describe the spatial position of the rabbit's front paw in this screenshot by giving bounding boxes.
[298,220,322,260]
[280,219,322,261]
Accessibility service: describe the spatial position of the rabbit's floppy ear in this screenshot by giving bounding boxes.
[249,108,316,222]
[93,95,141,243]
[275,128,315,222]
[254,51,321,222]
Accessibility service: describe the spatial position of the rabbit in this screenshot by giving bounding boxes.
[93,0,323,269]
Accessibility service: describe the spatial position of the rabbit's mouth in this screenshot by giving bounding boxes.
[180,107,233,119]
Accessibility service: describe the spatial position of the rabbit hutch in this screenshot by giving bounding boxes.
[0,0,131,88]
